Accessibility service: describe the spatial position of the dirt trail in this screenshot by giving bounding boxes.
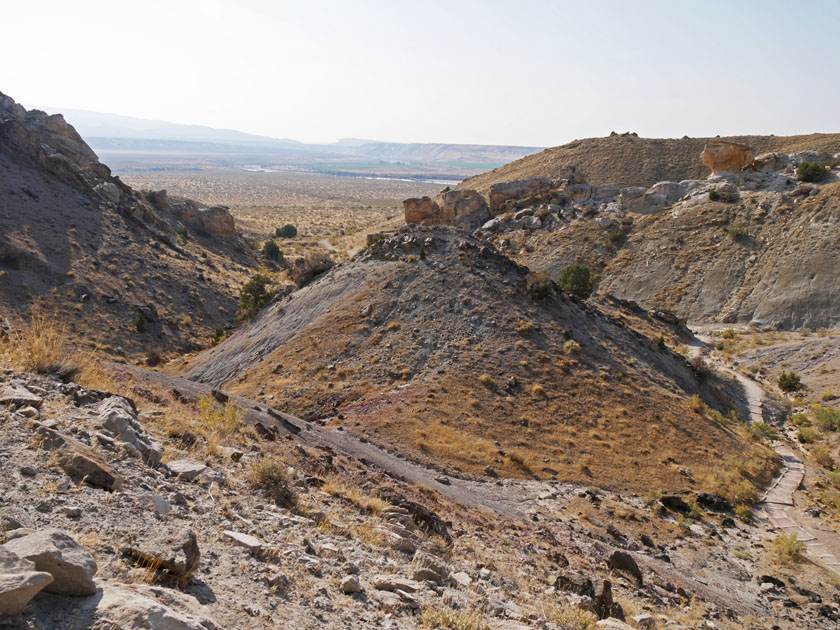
[692,334,840,574]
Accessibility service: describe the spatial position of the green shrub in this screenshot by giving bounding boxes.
[745,421,777,442]
[239,273,274,320]
[778,371,802,392]
[419,243,426,260]
[135,312,147,333]
[608,229,625,245]
[558,263,594,299]
[797,426,819,444]
[211,326,227,347]
[797,162,830,183]
[814,406,840,431]
[708,189,721,201]
[812,447,835,469]
[790,413,810,427]
[261,240,282,261]
[275,224,298,238]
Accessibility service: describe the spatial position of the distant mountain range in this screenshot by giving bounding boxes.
[33,106,543,175]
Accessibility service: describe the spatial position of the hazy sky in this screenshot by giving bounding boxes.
[2,0,838,145]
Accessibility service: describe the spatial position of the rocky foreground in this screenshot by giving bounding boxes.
[1,359,839,629]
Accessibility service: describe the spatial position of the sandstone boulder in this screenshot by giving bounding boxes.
[436,189,489,228]
[701,141,754,173]
[0,385,44,408]
[754,152,789,171]
[3,529,97,596]
[197,206,237,239]
[404,196,440,224]
[488,177,551,212]
[0,547,53,615]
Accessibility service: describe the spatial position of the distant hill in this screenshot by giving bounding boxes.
[460,133,840,195]
[32,107,543,172]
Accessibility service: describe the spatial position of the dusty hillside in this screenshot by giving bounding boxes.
[0,92,256,359]
[460,133,840,194]
[179,225,776,495]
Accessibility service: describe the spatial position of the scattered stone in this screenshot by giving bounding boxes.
[167,459,208,482]
[17,406,39,418]
[340,575,361,594]
[0,547,54,615]
[137,492,171,517]
[451,571,472,587]
[3,529,97,596]
[372,575,423,593]
[34,424,123,491]
[607,550,643,585]
[98,397,163,466]
[121,528,200,584]
[18,466,37,477]
[62,506,82,518]
[0,386,43,409]
[223,530,266,555]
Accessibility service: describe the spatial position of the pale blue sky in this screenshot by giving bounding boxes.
[2,0,838,145]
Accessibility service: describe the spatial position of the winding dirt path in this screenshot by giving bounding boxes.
[692,334,840,574]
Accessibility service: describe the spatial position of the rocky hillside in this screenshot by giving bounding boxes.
[179,225,777,495]
[0,92,256,359]
[455,141,840,329]
[460,133,840,194]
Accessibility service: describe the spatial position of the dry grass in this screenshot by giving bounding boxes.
[247,455,296,508]
[322,475,388,514]
[1,311,77,376]
[421,606,490,630]
[773,533,806,565]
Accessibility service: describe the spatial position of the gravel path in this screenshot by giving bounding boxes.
[692,333,840,574]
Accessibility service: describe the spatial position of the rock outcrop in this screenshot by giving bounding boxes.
[403,189,489,229]
[701,141,755,173]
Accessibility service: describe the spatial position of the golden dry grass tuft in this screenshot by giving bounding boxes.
[1,311,76,376]
[322,475,388,514]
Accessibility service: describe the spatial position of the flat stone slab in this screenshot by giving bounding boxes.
[0,386,43,409]
[223,531,266,554]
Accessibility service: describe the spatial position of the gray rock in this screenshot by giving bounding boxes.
[121,529,200,584]
[223,530,266,555]
[607,550,643,585]
[0,547,54,615]
[98,397,163,466]
[94,182,120,204]
[137,492,171,517]
[93,583,217,629]
[168,459,208,482]
[0,386,43,409]
[340,575,361,594]
[34,424,123,491]
[372,574,423,593]
[3,529,97,596]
